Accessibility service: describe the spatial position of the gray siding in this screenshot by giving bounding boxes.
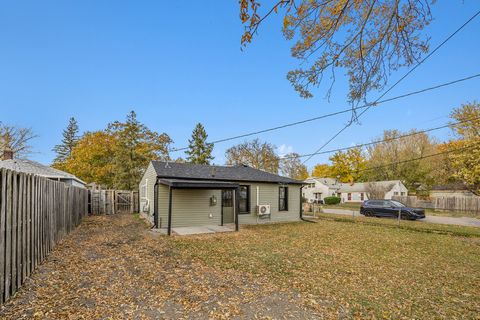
[141,160,302,229]
[168,189,222,228]
[238,183,301,225]
[139,163,157,216]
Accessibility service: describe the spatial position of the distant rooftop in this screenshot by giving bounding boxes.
[0,159,85,185]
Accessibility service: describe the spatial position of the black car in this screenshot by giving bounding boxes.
[360,200,425,220]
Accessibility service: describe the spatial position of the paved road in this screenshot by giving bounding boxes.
[320,208,480,228]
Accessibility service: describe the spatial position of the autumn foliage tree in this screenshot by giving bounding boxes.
[240,0,433,102]
[225,139,279,173]
[329,148,367,183]
[364,129,437,191]
[107,111,172,190]
[279,153,308,180]
[442,102,480,194]
[311,163,334,178]
[60,111,172,190]
[59,131,117,187]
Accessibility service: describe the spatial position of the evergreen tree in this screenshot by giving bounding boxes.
[53,117,79,164]
[108,111,172,190]
[185,123,214,164]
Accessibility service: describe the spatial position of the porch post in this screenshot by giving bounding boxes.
[220,190,224,226]
[167,186,173,236]
[234,187,240,232]
[153,183,159,228]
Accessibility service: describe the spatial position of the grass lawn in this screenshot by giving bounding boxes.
[1,213,478,319]
[171,215,480,319]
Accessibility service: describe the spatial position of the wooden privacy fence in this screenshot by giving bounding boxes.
[393,195,480,214]
[88,190,139,215]
[0,168,88,304]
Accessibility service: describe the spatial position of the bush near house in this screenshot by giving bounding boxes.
[324,196,341,205]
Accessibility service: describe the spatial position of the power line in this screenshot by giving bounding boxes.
[169,73,480,153]
[278,116,480,161]
[301,9,480,164]
[355,142,478,173]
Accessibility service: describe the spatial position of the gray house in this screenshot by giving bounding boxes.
[0,158,86,188]
[139,161,304,235]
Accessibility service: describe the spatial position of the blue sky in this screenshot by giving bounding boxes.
[1,1,479,170]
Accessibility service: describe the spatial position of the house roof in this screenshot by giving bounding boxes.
[158,179,239,189]
[0,159,86,185]
[151,161,303,185]
[306,177,342,189]
[338,180,400,193]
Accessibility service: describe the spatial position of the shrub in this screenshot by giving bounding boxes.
[324,196,341,205]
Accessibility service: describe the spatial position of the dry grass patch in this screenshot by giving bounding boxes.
[171,217,480,319]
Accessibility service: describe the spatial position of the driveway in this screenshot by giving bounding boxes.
[320,208,480,228]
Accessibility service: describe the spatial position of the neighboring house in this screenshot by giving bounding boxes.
[0,158,86,188]
[338,180,408,203]
[139,161,304,235]
[302,177,341,202]
[430,184,477,197]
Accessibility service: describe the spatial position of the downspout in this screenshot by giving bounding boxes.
[300,185,315,223]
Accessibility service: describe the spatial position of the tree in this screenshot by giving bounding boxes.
[365,182,393,200]
[311,163,334,178]
[225,139,279,173]
[444,102,480,194]
[57,131,117,187]
[0,123,37,158]
[52,117,80,164]
[107,111,172,190]
[364,129,437,191]
[280,153,308,180]
[240,1,432,102]
[329,148,367,183]
[185,123,214,164]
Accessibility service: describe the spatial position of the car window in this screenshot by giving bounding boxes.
[390,200,406,207]
[368,200,381,206]
[381,201,391,208]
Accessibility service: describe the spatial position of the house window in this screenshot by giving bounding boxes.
[222,190,233,207]
[348,193,352,201]
[239,185,250,214]
[140,179,148,199]
[394,191,399,196]
[401,192,405,196]
[279,186,288,211]
[361,193,364,201]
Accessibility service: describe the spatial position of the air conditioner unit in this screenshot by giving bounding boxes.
[257,204,271,216]
[141,200,150,213]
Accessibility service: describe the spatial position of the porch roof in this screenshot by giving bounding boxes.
[158,178,239,189]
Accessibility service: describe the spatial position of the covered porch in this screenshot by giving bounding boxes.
[154,178,240,235]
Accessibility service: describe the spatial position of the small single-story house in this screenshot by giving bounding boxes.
[139,161,304,235]
[302,177,341,202]
[338,180,408,203]
[0,158,86,188]
[430,184,477,198]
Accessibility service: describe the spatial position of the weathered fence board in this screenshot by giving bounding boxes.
[393,195,480,214]
[88,189,139,215]
[0,168,88,305]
